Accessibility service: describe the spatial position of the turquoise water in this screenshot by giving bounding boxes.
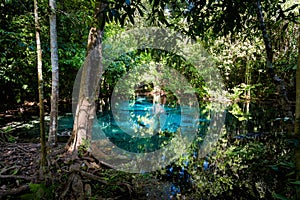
[92,98,206,153]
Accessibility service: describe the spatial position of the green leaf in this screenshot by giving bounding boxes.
[22,84,28,90]
[279,162,294,168]
[286,171,295,177]
[12,169,19,175]
[292,65,297,70]
[284,4,299,13]
[273,193,290,200]
[290,181,300,185]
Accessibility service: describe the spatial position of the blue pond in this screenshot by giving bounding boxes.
[91,98,208,154]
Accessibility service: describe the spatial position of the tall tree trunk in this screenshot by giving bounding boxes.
[49,0,59,146]
[295,27,300,198]
[67,0,106,155]
[256,0,290,104]
[296,29,300,139]
[34,0,47,174]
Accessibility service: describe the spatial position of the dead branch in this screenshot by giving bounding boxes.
[0,166,20,175]
[0,184,30,197]
[73,169,107,184]
[16,144,31,153]
[0,174,32,181]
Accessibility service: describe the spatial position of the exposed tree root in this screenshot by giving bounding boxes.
[0,141,173,199]
[0,184,30,198]
[0,175,32,181]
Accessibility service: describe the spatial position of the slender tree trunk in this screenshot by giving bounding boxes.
[256,0,290,104]
[34,0,47,174]
[295,27,300,198]
[49,0,58,146]
[245,62,251,99]
[67,0,106,155]
[296,29,300,138]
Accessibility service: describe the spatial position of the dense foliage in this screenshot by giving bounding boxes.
[0,0,299,199]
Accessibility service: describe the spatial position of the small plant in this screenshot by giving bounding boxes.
[27,183,54,200]
[7,135,16,143]
[229,103,251,121]
[78,139,91,156]
[229,83,260,101]
[2,126,13,133]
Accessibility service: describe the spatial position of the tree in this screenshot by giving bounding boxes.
[150,0,296,100]
[49,0,59,146]
[67,0,144,155]
[296,21,300,141]
[254,0,296,127]
[34,0,47,176]
[295,26,300,197]
[67,0,106,155]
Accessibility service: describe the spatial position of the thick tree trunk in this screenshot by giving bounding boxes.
[49,0,59,146]
[34,0,47,173]
[67,1,106,155]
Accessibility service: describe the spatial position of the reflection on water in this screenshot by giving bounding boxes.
[92,97,202,153]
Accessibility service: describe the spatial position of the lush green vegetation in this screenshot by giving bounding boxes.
[0,0,299,199]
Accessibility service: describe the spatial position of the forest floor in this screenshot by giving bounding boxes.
[0,142,40,198]
[0,140,185,199]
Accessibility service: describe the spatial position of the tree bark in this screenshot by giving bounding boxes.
[68,0,106,155]
[295,26,300,198]
[34,0,47,172]
[296,29,300,138]
[49,0,59,146]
